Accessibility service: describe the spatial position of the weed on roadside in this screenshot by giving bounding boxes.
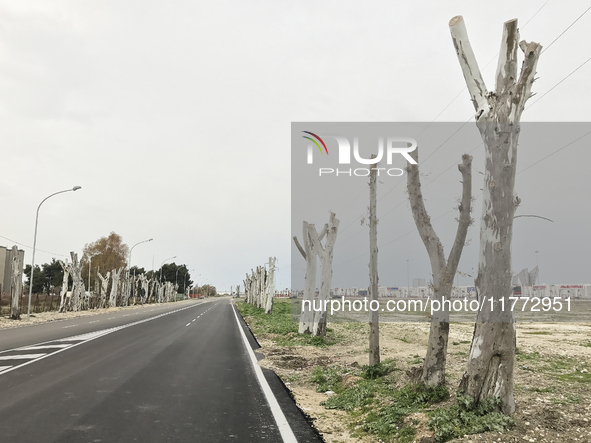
[236,300,339,347]
[428,391,514,442]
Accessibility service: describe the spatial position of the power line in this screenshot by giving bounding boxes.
[541,4,591,54]
[0,234,69,258]
[527,54,591,109]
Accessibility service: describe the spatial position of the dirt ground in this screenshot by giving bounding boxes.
[247,318,591,443]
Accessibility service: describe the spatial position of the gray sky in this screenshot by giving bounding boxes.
[1,1,590,291]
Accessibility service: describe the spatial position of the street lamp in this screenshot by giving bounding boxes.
[87,252,98,294]
[160,256,176,283]
[535,251,540,296]
[128,238,153,271]
[128,238,153,301]
[28,186,81,320]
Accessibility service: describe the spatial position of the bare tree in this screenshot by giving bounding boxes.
[449,15,541,413]
[368,159,380,365]
[58,260,71,313]
[70,252,85,312]
[407,148,473,385]
[97,271,110,308]
[109,268,122,307]
[265,257,276,314]
[10,246,22,320]
[293,222,326,334]
[307,212,339,337]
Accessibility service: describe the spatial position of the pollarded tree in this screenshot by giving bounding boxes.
[407,148,472,386]
[449,16,541,413]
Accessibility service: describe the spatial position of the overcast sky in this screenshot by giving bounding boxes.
[1,1,590,291]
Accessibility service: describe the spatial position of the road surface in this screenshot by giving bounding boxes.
[0,298,322,442]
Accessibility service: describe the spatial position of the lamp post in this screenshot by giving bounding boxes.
[128,238,153,301]
[535,250,540,296]
[128,238,153,272]
[87,253,98,294]
[406,259,410,298]
[160,256,176,283]
[28,186,81,320]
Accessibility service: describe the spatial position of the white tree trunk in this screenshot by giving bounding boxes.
[69,252,85,312]
[9,246,22,320]
[97,271,110,308]
[368,159,380,365]
[265,257,276,314]
[450,15,541,414]
[294,222,322,334]
[59,260,71,313]
[109,268,122,307]
[308,213,339,337]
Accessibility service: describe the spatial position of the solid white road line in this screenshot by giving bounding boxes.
[19,345,71,350]
[0,354,47,360]
[231,303,297,443]
[0,366,12,371]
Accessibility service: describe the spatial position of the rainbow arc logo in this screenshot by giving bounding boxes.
[302,131,328,155]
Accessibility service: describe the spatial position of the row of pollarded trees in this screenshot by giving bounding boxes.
[57,251,180,313]
[243,257,276,314]
[293,16,542,416]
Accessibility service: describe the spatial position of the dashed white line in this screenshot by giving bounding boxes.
[63,325,78,329]
[185,323,191,327]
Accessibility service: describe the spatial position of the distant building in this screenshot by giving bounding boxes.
[413,278,426,288]
[0,246,25,294]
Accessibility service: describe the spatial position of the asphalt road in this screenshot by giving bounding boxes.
[0,298,322,443]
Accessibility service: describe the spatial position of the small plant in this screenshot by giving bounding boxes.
[361,384,449,441]
[322,380,380,411]
[360,360,397,379]
[429,391,514,442]
[311,366,342,393]
[409,354,422,365]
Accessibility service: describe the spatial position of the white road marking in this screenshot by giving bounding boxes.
[0,302,203,377]
[20,345,71,350]
[0,354,47,360]
[89,320,100,324]
[63,325,78,329]
[185,323,191,327]
[231,303,297,443]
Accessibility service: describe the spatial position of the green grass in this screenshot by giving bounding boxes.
[523,331,552,335]
[557,372,591,383]
[236,300,338,347]
[515,348,540,361]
